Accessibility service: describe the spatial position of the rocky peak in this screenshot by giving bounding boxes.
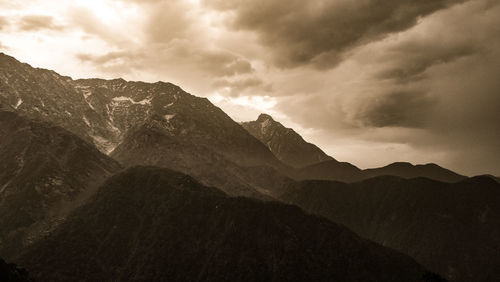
[256,113,274,122]
[242,114,333,168]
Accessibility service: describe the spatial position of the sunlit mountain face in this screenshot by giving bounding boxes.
[1,0,499,281]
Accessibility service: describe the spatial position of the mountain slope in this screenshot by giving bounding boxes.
[281,176,500,282]
[0,110,121,258]
[242,114,465,183]
[364,162,466,182]
[0,52,290,198]
[295,160,366,183]
[17,166,441,282]
[0,53,280,167]
[110,120,292,198]
[242,114,333,168]
[0,258,32,282]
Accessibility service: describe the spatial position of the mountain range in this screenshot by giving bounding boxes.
[243,114,466,183]
[281,176,500,282]
[15,166,441,282]
[0,52,497,281]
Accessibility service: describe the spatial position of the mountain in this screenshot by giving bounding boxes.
[0,52,290,198]
[242,114,333,168]
[364,162,466,182]
[281,176,500,282]
[110,119,291,198]
[242,114,465,183]
[16,166,442,282]
[0,110,121,258]
[295,160,366,183]
[0,53,279,166]
[480,174,500,183]
[294,161,466,184]
[0,258,32,282]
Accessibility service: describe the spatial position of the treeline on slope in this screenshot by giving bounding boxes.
[15,166,445,282]
[0,258,33,282]
[280,176,500,282]
[0,110,121,259]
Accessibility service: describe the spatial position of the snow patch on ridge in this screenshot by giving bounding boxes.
[260,119,271,133]
[82,116,91,127]
[112,96,152,105]
[164,114,175,121]
[14,99,22,109]
[90,134,116,155]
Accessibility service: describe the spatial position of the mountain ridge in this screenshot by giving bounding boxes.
[0,109,121,258]
[16,166,442,282]
[281,175,500,282]
[242,113,334,168]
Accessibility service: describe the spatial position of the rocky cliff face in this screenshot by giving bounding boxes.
[0,53,280,168]
[0,53,289,198]
[242,114,333,168]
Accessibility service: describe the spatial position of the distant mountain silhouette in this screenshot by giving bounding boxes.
[242,114,466,183]
[479,174,500,183]
[295,160,366,182]
[17,166,441,282]
[281,176,500,282]
[364,162,466,182]
[242,114,333,168]
[0,110,121,258]
[0,258,32,282]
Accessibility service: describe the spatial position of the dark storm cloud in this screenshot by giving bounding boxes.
[354,90,435,128]
[18,15,64,31]
[204,0,466,68]
[270,0,500,175]
[375,34,478,83]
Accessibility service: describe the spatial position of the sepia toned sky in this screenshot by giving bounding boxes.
[1,0,499,175]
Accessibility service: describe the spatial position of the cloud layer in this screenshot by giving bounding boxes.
[0,0,499,175]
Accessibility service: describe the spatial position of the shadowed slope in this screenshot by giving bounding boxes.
[282,176,500,282]
[0,110,121,258]
[18,166,440,282]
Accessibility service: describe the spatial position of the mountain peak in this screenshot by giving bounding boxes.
[242,114,333,168]
[257,113,275,122]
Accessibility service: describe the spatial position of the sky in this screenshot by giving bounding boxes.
[0,0,499,176]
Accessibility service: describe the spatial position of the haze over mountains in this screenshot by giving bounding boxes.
[0,53,498,281]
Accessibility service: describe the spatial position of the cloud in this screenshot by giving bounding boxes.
[271,0,500,175]
[143,0,193,44]
[204,0,466,69]
[0,16,8,30]
[17,15,64,31]
[376,41,477,83]
[212,76,271,96]
[3,0,499,175]
[68,6,128,45]
[352,90,436,128]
